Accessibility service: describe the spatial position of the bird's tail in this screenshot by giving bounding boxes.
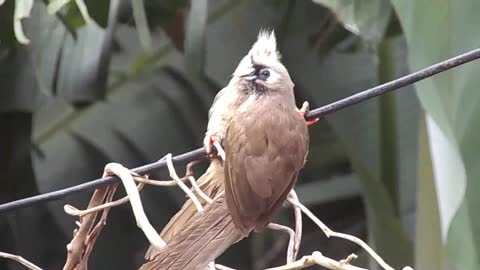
[139,193,244,270]
[144,159,224,260]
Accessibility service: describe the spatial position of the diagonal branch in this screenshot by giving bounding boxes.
[0,251,43,270]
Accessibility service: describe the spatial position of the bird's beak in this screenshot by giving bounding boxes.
[239,68,257,81]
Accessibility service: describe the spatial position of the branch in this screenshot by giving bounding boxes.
[287,193,413,270]
[2,47,480,213]
[265,251,366,270]
[0,251,43,270]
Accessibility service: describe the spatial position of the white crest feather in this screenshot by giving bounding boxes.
[251,29,281,62]
[233,29,281,77]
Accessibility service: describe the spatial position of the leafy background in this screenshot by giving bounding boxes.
[0,0,477,269]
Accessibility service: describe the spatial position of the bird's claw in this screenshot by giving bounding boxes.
[297,101,319,126]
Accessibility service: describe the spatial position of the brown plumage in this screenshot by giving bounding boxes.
[139,30,309,270]
[139,193,244,270]
[142,159,224,262]
[224,91,308,234]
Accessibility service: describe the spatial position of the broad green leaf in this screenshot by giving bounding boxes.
[392,1,480,269]
[0,46,46,112]
[49,0,110,29]
[416,115,447,270]
[14,0,34,44]
[132,0,152,50]
[184,0,208,75]
[312,0,392,45]
[47,0,71,14]
[25,2,118,102]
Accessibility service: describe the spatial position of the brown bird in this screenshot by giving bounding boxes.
[139,30,309,270]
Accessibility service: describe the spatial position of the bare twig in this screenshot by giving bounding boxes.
[213,140,226,161]
[103,163,165,249]
[265,251,366,270]
[287,197,414,270]
[288,190,302,261]
[215,264,236,270]
[0,251,43,270]
[165,153,204,212]
[267,223,296,264]
[64,181,117,269]
[64,183,145,216]
[189,176,213,203]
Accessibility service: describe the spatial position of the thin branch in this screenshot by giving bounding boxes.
[288,190,302,261]
[215,264,236,270]
[2,47,480,213]
[103,163,165,249]
[287,197,415,270]
[267,223,296,264]
[0,251,43,270]
[265,251,366,270]
[64,183,145,217]
[165,154,204,212]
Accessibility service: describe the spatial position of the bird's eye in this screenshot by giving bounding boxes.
[257,68,270,81]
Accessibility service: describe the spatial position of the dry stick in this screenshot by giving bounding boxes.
[189,176,213,203]
[287,197,413,270]
[267,223,296,264]
[288,191,302,261]
[165,153,204,212]
[80,186,118,266]
[64,182,116,269]
[0,251,43,270]
[215,264,236,270]
[265,251,366,270]
[103,163,165,249]
[64,183,145,216]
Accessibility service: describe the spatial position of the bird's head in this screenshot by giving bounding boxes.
[232,30,294,94]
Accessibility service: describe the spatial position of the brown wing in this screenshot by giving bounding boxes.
[224,105,309,235]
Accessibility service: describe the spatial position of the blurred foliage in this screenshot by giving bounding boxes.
[0,0,478,270]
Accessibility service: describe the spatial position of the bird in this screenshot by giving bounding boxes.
[139,30,310,270]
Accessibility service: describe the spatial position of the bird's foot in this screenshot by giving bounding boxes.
[203,133,226,161]
[297,101,319,126]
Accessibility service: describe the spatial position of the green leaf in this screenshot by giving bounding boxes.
[392,1,480,268]
[312,0,392,45]
[26,2,118,103]
[49,0,110,30]
[184,0,208,75]
[47,0,72,14]
[132,0,152,50]
[416,115,448,270]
